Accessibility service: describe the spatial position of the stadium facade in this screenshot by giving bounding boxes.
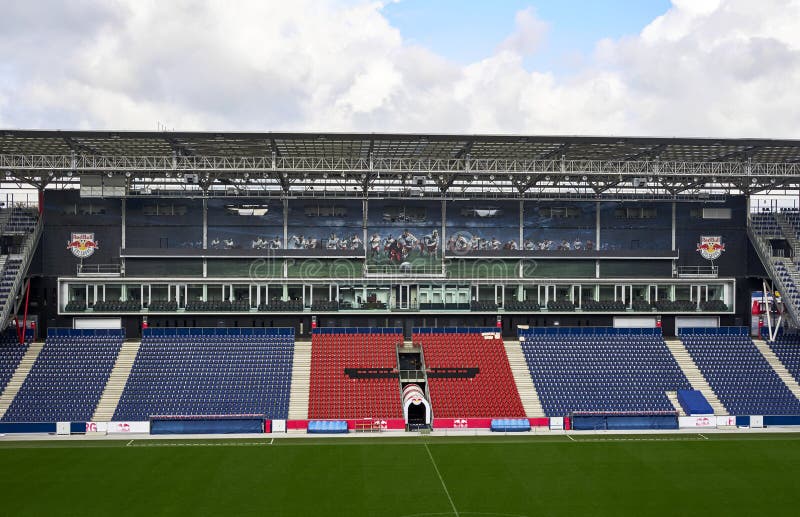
[3,130,799,337]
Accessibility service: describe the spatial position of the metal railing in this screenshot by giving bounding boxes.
[746,220,800,327]
[364,264,445,277]
[399,370,426,382]
[76,263,122,276]
[1,216,43,328]
[675,265,719,278]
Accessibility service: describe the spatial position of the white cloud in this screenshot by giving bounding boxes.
[0,0,799,138]
[497,7,549,56]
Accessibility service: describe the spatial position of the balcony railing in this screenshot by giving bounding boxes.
[77,263,122,276]
[675,265,719,278]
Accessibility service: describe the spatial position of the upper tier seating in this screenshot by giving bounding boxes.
[470,300,498,311]
[185,300,250,312]
[415,329,525,418]
[308,330,403,419]
[519,330,690,417]
[750,212,782,237]
[114,330,293,420]
[92,300,141,312]
[2,332,123,422]
[505,301,541,312]
[774,261,800,307]
[682,333,800,415]
[3,207,38,234]
[259,300,303,312]
[547,300,576,311]
[581,299,625,312]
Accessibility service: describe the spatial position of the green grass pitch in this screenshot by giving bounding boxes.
[1,433,799,516]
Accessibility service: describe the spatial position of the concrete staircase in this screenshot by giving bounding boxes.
[0,341,44,419]
[287,340,312,420]
[753,339,800,401]
[665,391,687,416]
[92,340,141,421]
[664,338,727,415]
[504,340,545,418]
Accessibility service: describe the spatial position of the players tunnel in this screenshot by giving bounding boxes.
[403,384,431,427]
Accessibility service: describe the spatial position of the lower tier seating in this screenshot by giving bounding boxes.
[2,333,122,422]
[114,331,293,420]
[308,331,403,419]
[416,331,525,418]
[770,335,800,384]
[0,331,28,395]
[519,332,690,416]
[683,334,800,415]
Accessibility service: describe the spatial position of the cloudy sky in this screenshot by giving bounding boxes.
[1,0,798,138]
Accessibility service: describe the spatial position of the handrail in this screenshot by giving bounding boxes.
[675,265,719,278]
[1,216,43,328]
[746,219,800,327]
[77,263,122,275]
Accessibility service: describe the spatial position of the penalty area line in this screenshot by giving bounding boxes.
[126,439,134,446]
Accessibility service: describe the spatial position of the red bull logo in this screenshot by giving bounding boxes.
[67,232,99,258]
[697,236,725,261]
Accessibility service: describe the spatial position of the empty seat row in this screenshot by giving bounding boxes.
[415,331,525,418]
[114,332,295,420]
[2,335,123,422]
[683,334,800,415]
[519,331,690,417]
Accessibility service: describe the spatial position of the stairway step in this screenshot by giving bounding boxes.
[504,341,545,418]
[664,339,727,415]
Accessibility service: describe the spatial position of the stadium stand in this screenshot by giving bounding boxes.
[749,211,782,237]
[0,330,29,396]
[681,328,800,415]
[769,335,800,384]
[547,300,576,311]
[0,259,21,309]
[581,299,626,312]
[1,329,122,422]
[308,328,403,419]
[2,207,38,234]
[519,328,691,417]
[505,300,541,312]
[113,328,293,420]
[414,328,525,418]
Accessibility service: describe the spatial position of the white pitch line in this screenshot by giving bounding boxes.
[126,439,133,447]
[270,438,274,445]
[566,434,575,442]
[423,442,459,517]
[699,434,709,440]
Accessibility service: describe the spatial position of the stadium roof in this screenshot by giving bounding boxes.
[2,130,800,199]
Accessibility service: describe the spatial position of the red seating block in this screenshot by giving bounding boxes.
[308,333,403,419]
[415,333,525,418]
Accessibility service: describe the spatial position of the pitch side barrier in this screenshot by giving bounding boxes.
[571,411,679,431]
[150,414,266,434]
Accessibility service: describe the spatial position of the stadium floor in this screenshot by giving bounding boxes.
[1,432,798,516]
